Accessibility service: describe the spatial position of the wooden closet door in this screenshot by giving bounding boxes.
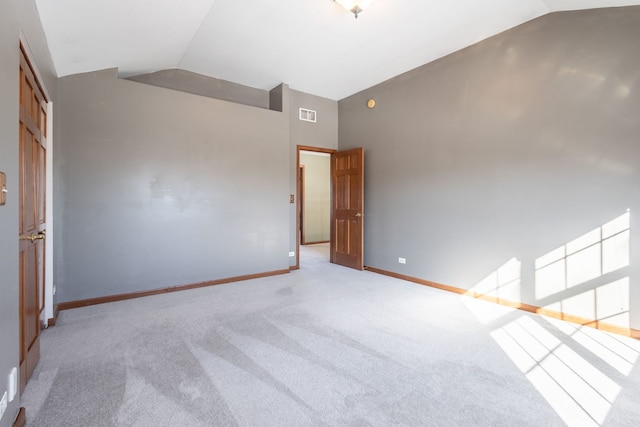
[19,45,47,393]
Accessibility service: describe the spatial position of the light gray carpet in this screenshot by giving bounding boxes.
[23,243,640,426]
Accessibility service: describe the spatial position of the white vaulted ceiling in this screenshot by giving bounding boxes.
[34,0,640,100]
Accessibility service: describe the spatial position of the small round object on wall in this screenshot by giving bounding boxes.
[367,99,376,109]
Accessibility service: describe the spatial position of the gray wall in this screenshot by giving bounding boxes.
[339,7,640,330]
[55,69,290,302]
[0,6,21,425]
[0,1,56,426]
[127,69,271,109]
[54,70,338,290]
[288,90,338,265]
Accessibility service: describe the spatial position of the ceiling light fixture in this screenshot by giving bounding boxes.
[333,0,377,19]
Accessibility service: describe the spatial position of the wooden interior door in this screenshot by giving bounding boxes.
[330,147,364,270]
[19,45,47,393]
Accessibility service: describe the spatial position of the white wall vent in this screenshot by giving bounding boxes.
[299,108,317,123]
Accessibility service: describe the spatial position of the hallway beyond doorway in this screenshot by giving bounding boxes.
[300,243,329,266]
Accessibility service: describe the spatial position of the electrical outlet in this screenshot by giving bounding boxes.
[8,367,17,402]
[0,391,7,421]
[289,251,295,257]
[398,257,406,264]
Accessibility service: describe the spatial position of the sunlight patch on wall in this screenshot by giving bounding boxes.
[535,211,630,327]
[461,210,636,426]
[468,257,521,303]
[596,278,630,327]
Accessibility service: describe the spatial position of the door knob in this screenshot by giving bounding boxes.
[355,212,363,217]
[20,233,45,243]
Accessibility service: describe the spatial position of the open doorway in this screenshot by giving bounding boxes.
[300,152,330,245]
[296,145,335,268]
[295,145,365,270]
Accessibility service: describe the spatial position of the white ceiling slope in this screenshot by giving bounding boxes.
[35,0,640,100]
